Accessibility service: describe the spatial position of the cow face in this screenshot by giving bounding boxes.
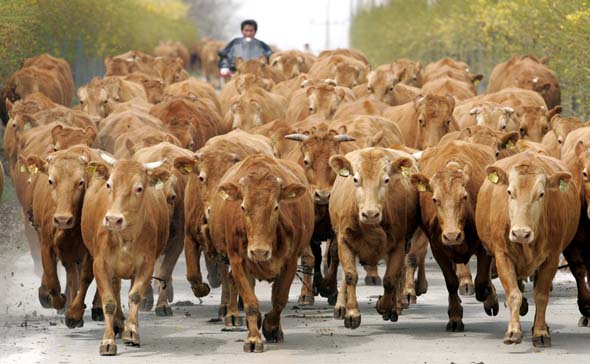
[140,79,165,104]
[330,149,413,225]
[285,124,355,205]
[470,105,519,133]
[218,171,306,262]
[414,94,456,149]
[551,115,583,146]
[156,58,189,85]
[77,83,115,118]
[574,142,590,218]
[271,54,304,79]
[411,162,472,246]
[51,124,96,152]
[457,126,519,159]
[516,105,561,142]
[228,98,262,130]
[392,60,423,87]
[26,150,90,229]
[485,162,570,244]
[332,62,365,88]
[97,156,170,231]
[235,74,273,94]
[307,85,346,120]
[367,69,399,105]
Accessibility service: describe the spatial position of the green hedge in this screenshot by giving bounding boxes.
[351,0,590,118]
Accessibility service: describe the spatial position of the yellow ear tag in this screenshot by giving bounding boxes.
[86,165,97,175]
[155,179,164,191]
[505,140,514,149]
[417,182,427,192]
[560,180,569,193]
[286,191,296,199]
[20,164,27,173]
[401,166,410,177]
[183,165,193,173]
[488,172,499,184]
[23,122,32,131]
[28,165,38,174]
[338,169,350,177]
[219,190,229,200]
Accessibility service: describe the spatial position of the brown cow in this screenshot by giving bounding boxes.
[112,128,182,159]
[423,64,483,87]
[23,53,74,104]
[151,57,190,86]
[488,55,560,109]
[286,83,355,122]
[95,110,165,153]
[124,73,165,104]
[163,77,222,115]
[152,40,190,70]
[78,77,147,118]
[224,87,287,131]
[235,57,286,84]
[410,141,499,331]
[541,114,584,158]
[391,59,424,87]
[439,125,520,160]
[329,148,420,328]
[318,48,370,65]
[269,50,316,79]
[80,153,171,355]
[200,39,226,87]
[515,105,561,142]
[271,74,311,102]
[208,154,314,352]
[308,55,369,88]
[219,73,274,115]
[383,94,458,149]
[475,151,579,347]
[421,77,476,100]
[454,101,519,132]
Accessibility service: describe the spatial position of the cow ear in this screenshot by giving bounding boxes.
[25,154,48,175]
[6,98,13,114]
[471,73,484,83]
[458,127,473,140]
[548,105,562,119]
[367,130,384,147]
[549,113,561,130]
[329,155,353,177]
[336,87,346,101]
[389,156,413,176]
[85,126,97,143]
[173,156,196,175]
[280,183,307,200]
[415,61,422,71]
[461,163,472,185]
[547,172,572,191]
[306,86,315,97]
[575,140,586,160]
[410,173,431,193]
[446,94,455,110]
[485,165,508,185]
[86,161,110,181]
[218,182,241,201]
[500,131,520,150]
[147,166,171,186]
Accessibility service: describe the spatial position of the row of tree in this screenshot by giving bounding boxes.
[0,0,199,85]
[350,0,590,118]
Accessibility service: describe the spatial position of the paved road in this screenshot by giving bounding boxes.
[1,237,590,364]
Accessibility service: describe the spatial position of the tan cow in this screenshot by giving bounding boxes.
[22,53,74,104]
[200,39,226,87]
[219,74,274,115]
[541,114,584,158]
[475,151,579,347]
[95,110,165,153]
[383,94,458,149]
[271,74,311,102]
[421,77,477,100]
[78,77,147,118]
[488,55,560,109]
[152,40,191,70]
[318,48,370,65]
[209,154,314,352]
[80,154,171,355]
[438,125,520,160]
[235,57,286,84]
[163,77,222,115]
[333,97,389,120]
[224,87,287,131]
[308,55,369,88]
[124,73,165,104]
[410,141,499,331]
[351,64,413,106]
[391,59,424,87]
[151,57,190,86]
[286,83,355,122]
[269,50,316,79]
[329,148,420,328]
[454,101,519,132]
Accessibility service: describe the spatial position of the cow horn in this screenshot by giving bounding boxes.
[143,160,165,170]
[334,134,356,142]
[412,151,424,160]
[284,134,309,142]
[99,150,117,166]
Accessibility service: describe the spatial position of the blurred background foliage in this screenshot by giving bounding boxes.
[351,0,590,118]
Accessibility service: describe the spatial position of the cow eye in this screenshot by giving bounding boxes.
[48,178,54,186]
[432,197,438,204]
[199,175,205,183]
[367,86,373,93]
[79,180,85,187]
[419,118,425,127]
[583,171,588,179]
[539,191,545,199]
[463,193,468,200]
[274,204,279,211]
[520,128,526,137]
[353,177,359,185]
[103,99,108,105]
[384,176,390,184]
[304,158,310,166]
[80,100,84,105]
[106,182,112,189]
[240,204,246,211]
[501,124,507,130]
[388,87,394,92]
[135,186,143,193]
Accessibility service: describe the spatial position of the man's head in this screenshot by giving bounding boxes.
[241,19,258,39]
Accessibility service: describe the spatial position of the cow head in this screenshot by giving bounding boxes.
[457,126,519,159]
[235,74,273,94]
[574,141,590,218]
[306,84,347,120]
[367,68,400,105]
[94,154,170,231]
[140,78,165,104]
[414,94,456,149]
[485,160,571,244]
[154,57,189,85]
[470,104,519,133]
[330,148,413,225]
[516,105,561,142]
[392,59,423,87]
[551,115,583,146]
[271,54,305,79]
[227,97,263,130]
[77,79,117,118]
[51,124,97,152]
[218,167,307,262]
[411,161,473,246]
[331,61,367,88]
[285,123,355,205]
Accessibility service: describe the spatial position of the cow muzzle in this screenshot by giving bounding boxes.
[314,190,331,205]
[248,248,272,262]
[53,213,74,229]
[509,226,534,244]
[359,209,381,225]
[103,213,126,230]
[441,230,464,246]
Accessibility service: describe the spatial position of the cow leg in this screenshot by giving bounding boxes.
[402,231,428,305]
[39,242,66,311]
[263,259,298,344]
[494,252,523,345]
[415,232,429,297]
[65,253,94,328]
[94,259,118,356]
[431,247,463,332]
[229,261,263,353]
[311,239,323,295]
[531,255,559,347]
[320,238,339,304]
[401,255,417,306]
[376,243,405,322]
[473,248,499,316]
[297,245,314,306]
[64,263,80,308]
[154,232,184,316]
[92,289,104,321]
[112,278,125,337]
[363,264,382,286]
[224,268,243,327]
[139,279,153,312]
[185,229,210,298]
[336,238,360,329]
[217,262,229,320]
[123,263,154,348]
[457,263,475,296]
[563,242,590,325]
[23,212,43,277]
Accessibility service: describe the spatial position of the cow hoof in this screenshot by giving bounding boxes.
[475,285,490,302]
[297,295,314,306]
[382,311,398,322]
[484,296,499,317]
[365,276,381,286]
[155,304,173,317]
[578,316,590,327]
[532,334,551,348]
[344,313,361,329]
[503,330,523,345]
[319,283,337,300]
[520,297,529,316]
[114,321,125,339]
[262,322,284,343]
[122,329,141,347]
[243,338,264,353]
[577,300,590,318]
[191,283,211,298]
[327,292,338,306]
[99,342,117,356]
[218,304,228,319]
[38,287,52,309]
[415,280,428,297]
[459,283,475,296]
[140,295,153,312]
[224,315,244,327]
[65,316,84,329]
[51,294,67,311]
[445,319,464,332]
[92,308,104,321]
[334,305,346,320]
[312,273,323,296]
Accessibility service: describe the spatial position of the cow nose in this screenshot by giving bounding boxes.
[510,227,532,243]
[442,231,463,245]
[104,214,125,229]
[167,193,176,204]
[360,210,381,223]
[249,249,271,261]
[314,190,330,204]
[53,214,74,228]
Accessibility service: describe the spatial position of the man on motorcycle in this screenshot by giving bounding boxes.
[218,19,273,78]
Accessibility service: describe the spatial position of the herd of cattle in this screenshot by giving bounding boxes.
[1,42,589,356]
